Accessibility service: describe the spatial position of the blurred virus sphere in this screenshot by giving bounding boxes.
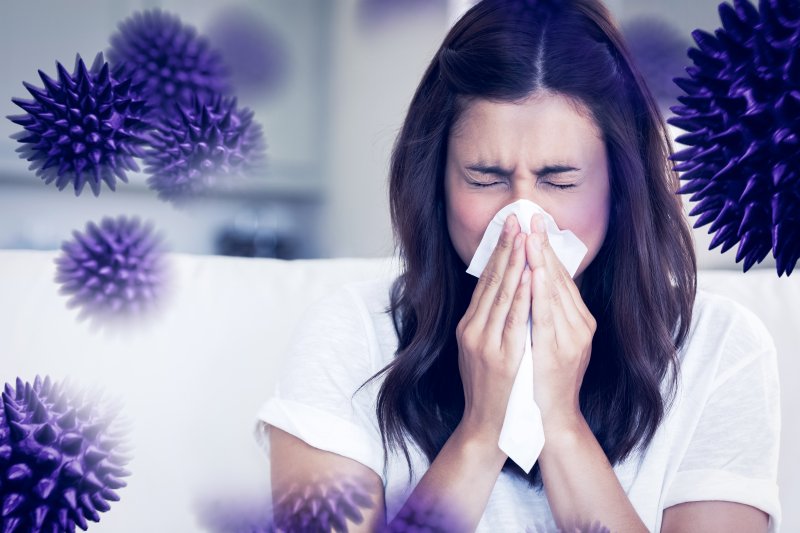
[205,6,291,101]
[621,15,692,108]
[54,216,168,324]
[357,0,448,32]
[143,95,266,204]
[108,9,230,121]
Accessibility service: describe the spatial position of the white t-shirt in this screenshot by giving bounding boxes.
[254,277,782,532]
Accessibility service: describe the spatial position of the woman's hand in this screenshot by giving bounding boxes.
[526,213,597,433]
[456,214,532,444]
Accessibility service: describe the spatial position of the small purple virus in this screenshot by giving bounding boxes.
[54,216,167,323]
[525,519,612,533]
[107,8,230,120]
[0,375,131,533]
[142,94,265,203]
[357,0,448,31]
[272,476,377,532]
[192,493,273,533]
[487,0,564,19]
[383,495,468,532]
[6,52,150,197]
[668,0,800,276]
[197,474,378,532]
[205,6,290,101]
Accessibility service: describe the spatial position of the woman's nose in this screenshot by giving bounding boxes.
[510,186,548,215]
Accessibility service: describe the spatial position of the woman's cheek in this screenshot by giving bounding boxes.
[450,197,496,264]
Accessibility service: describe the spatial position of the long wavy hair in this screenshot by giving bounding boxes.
[358,0,697,489]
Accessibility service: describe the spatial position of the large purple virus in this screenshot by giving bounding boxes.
[6,52,150,197]
[54,216,167,323]
[668,0,800,276]
[0,375,130,533]
[142,94,265,203]
[107,9,230,121]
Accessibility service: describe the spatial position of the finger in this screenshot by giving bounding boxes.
[485,230,528,347]
[530,259,556,348]
[536,225,584,331]
[500,264,532,361]
[530,214,593,327]
[467,214,521,323]
[528,232,574,350]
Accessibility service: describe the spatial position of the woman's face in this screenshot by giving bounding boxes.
[444,92,611,288]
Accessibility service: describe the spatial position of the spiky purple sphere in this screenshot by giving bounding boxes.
[272,477,375,532]
[6,52,150,197]
[54,216,167,322]
[108,9,230,120]
[0,375,130,533]
[142,95,265,203]
[667,0,800,276]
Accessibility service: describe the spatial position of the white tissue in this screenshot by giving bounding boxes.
[465,199,588,473]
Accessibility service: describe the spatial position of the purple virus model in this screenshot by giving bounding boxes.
[382,496,469,533]
[205,6,290,101]
[525,519,612,533]
[0,375,130,533]
[107,9,230,121]
[192,493,274,533]
[668,0,800,276]
[272,476,376,532]
[621,16,692,107]
[54,216,167,322]
[357,0,447,31]
[6,52,150,197]
[142,94,265,203]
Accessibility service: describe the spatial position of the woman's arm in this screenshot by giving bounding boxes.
[270,420,509,532]
[539,414,767,533]
[270,426,386,532]
[538,415,648,532]
[389,216,532,531]
[662,500,768,533]
[524,217,646,532]
[385,420,508,531]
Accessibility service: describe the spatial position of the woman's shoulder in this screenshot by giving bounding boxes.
[308,275,395,325]
[342,275,396,312]
[689,288,774,348]
[678,288,777,380]
[340,276,401,362]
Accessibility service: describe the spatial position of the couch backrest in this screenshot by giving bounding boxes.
[1,250,796,531]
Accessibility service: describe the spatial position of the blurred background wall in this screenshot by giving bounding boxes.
[0,0,773,270]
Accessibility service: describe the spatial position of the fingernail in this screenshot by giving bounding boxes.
[514,233,523,249]
[531,233,542,250]
[503,216,513,233]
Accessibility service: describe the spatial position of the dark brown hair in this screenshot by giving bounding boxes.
[360,0,697,489]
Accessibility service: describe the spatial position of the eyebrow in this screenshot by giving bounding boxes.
[465,163,581,178]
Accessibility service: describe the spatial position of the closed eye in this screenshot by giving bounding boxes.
[467,180,576,190]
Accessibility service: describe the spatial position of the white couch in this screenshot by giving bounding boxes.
[1,249,797,532]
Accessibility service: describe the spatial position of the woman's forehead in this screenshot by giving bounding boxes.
[451,93,601,142]
[448,94,605,167]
